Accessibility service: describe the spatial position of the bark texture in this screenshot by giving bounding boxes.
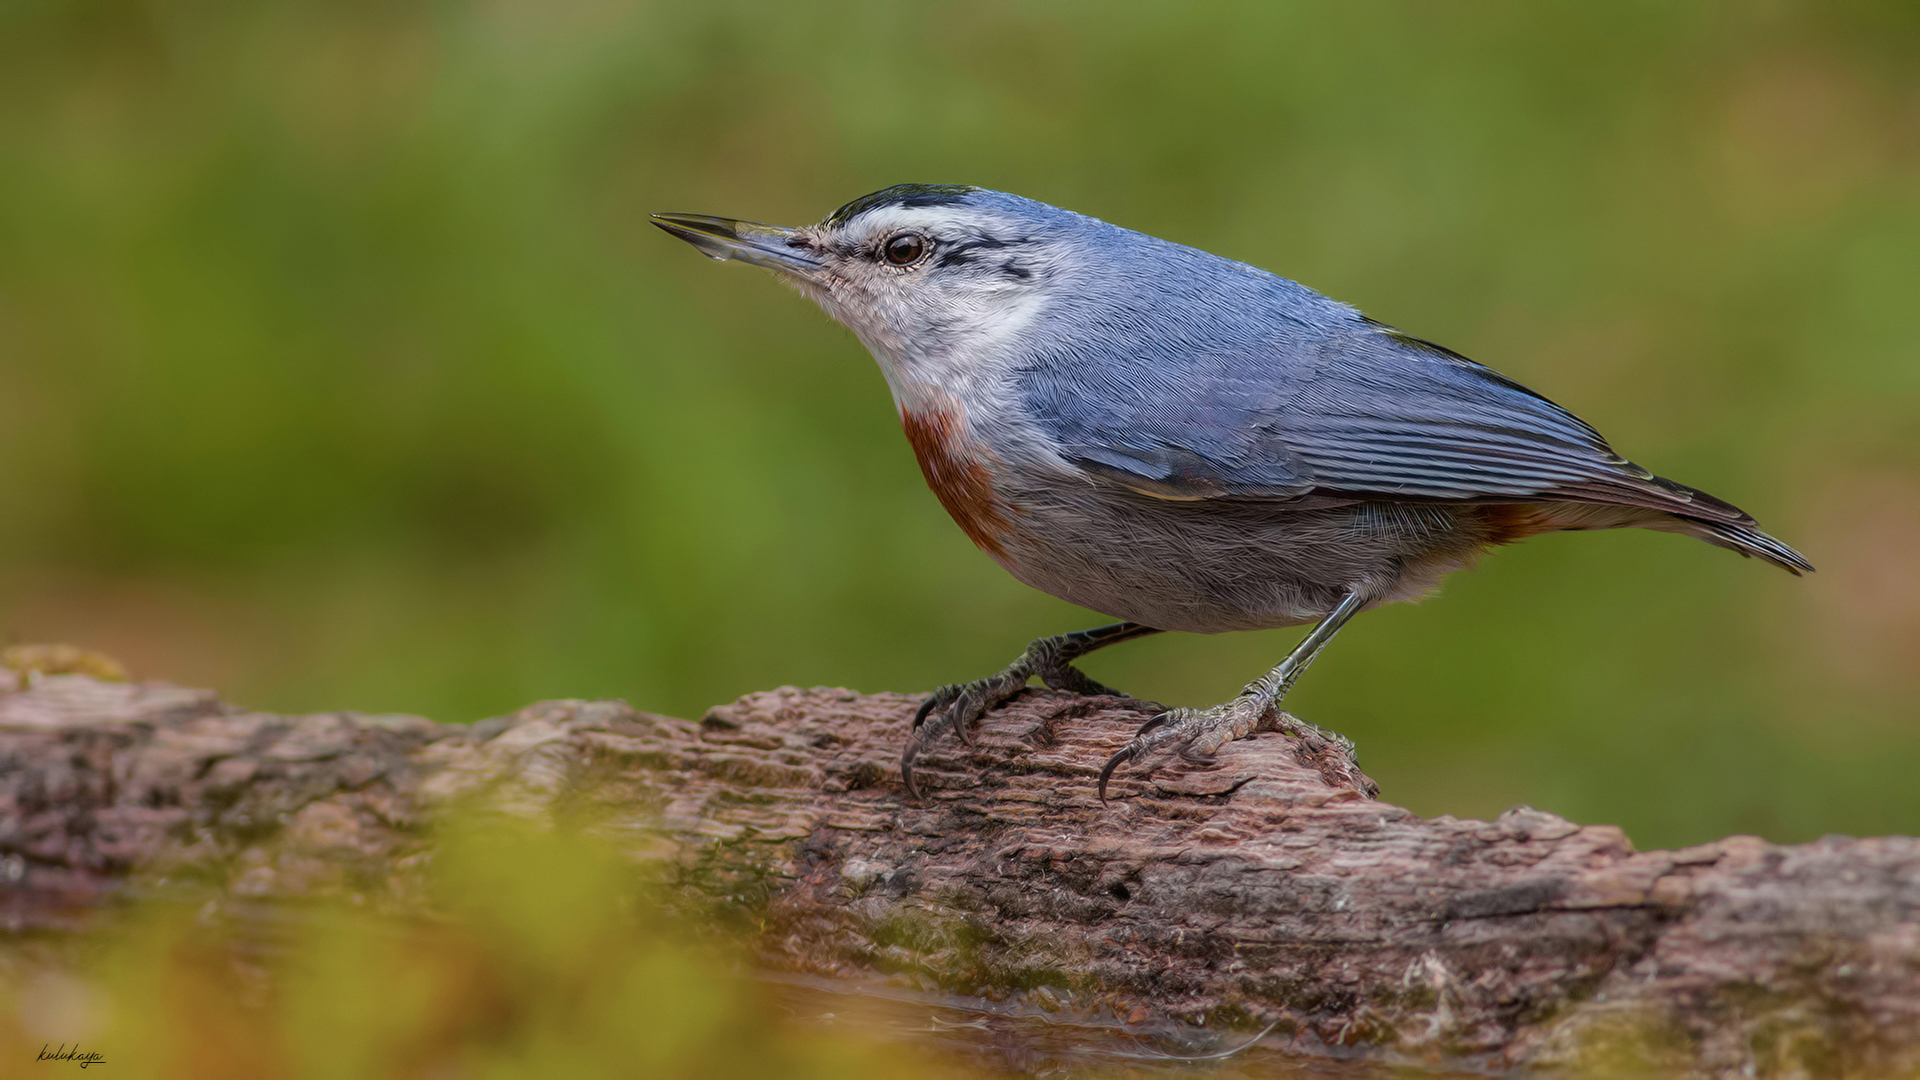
[1,673,1916,1076]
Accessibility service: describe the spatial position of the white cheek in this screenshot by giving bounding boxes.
[802,278,919,398]
[948,284,1043,357]
[873,281,1044,418]
[795,251,1049,414]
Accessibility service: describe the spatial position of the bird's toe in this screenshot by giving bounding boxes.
[911,685,960,731]
[900,663,1042,797]
[1097,698,1281,799]
[1033,657,1127,698]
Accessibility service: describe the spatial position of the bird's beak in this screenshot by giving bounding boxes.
[650,212,823,278]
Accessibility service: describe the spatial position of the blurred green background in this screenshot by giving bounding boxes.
[2,0,1916,850]
[0,819,972,1080]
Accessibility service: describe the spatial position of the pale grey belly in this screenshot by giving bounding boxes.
[988,480,1490,633]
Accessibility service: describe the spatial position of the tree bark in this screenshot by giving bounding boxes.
[2,673,1915,1075]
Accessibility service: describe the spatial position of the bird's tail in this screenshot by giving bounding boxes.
[1673,515,1814,575]
[1640,475,1813,575]
[1493,475,1813,575]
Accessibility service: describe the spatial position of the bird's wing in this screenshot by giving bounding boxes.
[1020,320,1737,519]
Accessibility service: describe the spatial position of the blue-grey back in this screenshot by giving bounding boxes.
[1014,216,1657,505]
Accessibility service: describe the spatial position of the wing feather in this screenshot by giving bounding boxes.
[1021,320,1739,522]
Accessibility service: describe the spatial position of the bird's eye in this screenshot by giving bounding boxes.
[882,233,929,266]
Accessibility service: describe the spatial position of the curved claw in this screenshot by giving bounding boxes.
[922,676,1020,751]
[1131,712,1172,739]
[912,685,957,731]
[1097,711,1173,801]
[902,685,975,799]
[1096,745,1134,802]
[904,623,1159,803]
[900,736,926,801]
[911,683,976,751]
[949,692,980,749]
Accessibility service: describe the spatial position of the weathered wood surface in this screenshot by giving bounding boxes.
[2,673,1916,1076]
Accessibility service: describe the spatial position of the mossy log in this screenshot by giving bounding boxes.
[2,673,1916,1075]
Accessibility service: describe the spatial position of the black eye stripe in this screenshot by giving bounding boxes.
[873,233,1033,270]
[930,236,1031,269]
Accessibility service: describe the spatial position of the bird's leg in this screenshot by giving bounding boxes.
[903,621,1161,797]
[1099,587,1373,799]
[912,622,1162,740]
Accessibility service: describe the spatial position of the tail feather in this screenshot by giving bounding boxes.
[1641,473,1813,575]
[1685,517,1814,575]
[1484,471,1813,575]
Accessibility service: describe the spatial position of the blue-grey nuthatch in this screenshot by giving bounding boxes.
[654,185,1811,799]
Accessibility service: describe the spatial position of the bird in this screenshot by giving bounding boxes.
[652,184,1811,799]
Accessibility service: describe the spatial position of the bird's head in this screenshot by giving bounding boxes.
[653,185,1080,397]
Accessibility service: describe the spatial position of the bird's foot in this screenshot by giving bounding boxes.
[902,641,1128,799]
[1097,694,1355,799]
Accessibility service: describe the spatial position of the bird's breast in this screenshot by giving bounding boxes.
[899,396,1015,559]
